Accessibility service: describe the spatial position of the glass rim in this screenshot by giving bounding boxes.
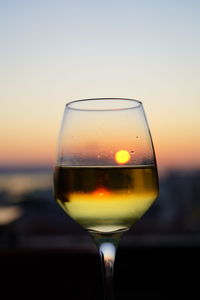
[66,98,142,111]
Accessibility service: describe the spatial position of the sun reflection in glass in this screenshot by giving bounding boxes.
[115,150,130,165]
[93,187,110,197]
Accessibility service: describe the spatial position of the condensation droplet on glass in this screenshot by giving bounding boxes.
[97,154,101,159]
[136,136,139,139]
[130,150,135,155]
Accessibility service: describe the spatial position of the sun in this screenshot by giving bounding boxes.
[115,150,131,165]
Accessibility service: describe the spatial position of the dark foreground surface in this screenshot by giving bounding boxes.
[0,245,199,300]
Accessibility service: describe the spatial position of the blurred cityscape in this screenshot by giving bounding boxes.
[0,167,200,249]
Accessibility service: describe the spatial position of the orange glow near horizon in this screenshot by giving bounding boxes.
[1,123,200,174]
[1,136,200,173]
[0,139,56,167]
[1,105,200,172]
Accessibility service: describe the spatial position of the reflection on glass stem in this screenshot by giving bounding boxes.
[100,242,116,300]
[91,232,122,300]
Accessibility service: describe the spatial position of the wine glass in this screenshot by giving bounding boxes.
[53,98,159,300]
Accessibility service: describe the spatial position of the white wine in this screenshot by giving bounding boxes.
[54,165,158,233]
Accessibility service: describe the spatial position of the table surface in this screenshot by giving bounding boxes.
[0,245,199,300]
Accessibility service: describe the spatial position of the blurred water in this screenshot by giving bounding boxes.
[0,167,200,249]
[0,172,52,197]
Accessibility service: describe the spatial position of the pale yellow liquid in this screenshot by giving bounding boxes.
[54,165,158,233]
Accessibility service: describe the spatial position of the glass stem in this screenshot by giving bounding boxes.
[91,232,121,300]
[99,242,116,300]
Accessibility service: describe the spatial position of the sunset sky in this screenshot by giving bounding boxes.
[1,0,200,173]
